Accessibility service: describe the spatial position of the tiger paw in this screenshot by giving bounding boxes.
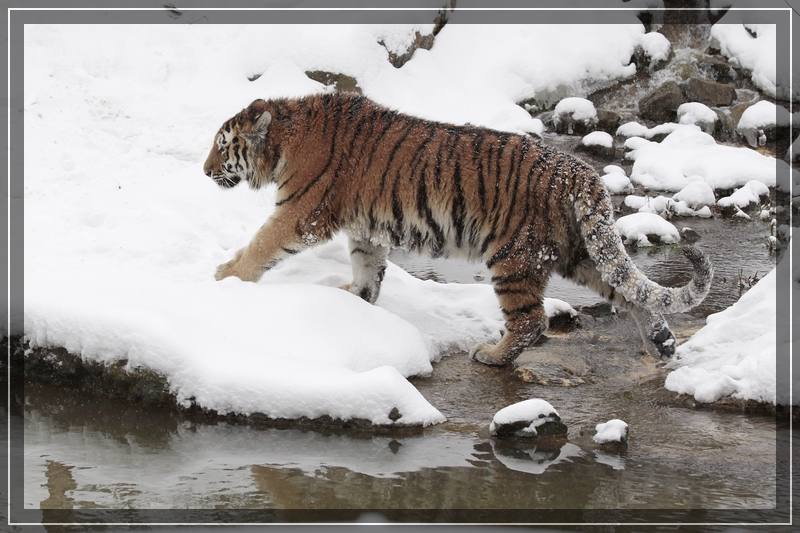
[651,327,676,361]
[214,253,260,282]
[469,343,511,367]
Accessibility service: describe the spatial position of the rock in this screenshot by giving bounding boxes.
[576,131,615,160]
[304,70,362,94]
[681,77,736,107]
[695,55,736,84]
[596,109,622,133]
[489,399,568,438]
[639,81,684,123]
[680,227,701,243]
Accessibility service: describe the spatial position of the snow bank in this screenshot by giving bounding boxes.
[614,213,681,246]
[624,127,780,191]
[665,262,779,405]
[617,121,688,139]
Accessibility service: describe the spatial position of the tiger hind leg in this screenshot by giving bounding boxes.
[564,259,676,360]
[470,264,549,366]
[341,237,388,304]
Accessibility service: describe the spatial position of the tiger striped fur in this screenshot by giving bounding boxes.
[204,93,713,366]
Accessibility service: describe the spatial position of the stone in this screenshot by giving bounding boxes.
[681,78,736,107]
[304,70,362,94]
[489,399,568,438]
[638,81,684,123]
[596,109,622,134]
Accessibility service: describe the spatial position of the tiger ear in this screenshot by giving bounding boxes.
[252,111,272,137]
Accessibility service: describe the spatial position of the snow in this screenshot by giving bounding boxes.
[489,399,560,437]
[624,127,781,191]
[602,172,635,195]
[614,213,681,247]
[665,258,784,405]
[672,181,716,209]
[638,30,671,67]
[737,101,791,147]
[553,97,598,134]
[717,180,770,209]
[582,131,613,148]
[624,194,713,218]
[710,17,788,100]
[616,121,689,139]
[677,102,718,134]
[593,419,628,444]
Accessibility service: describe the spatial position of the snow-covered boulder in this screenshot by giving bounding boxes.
[717,180,770,212]
[552,97,597,135]
[593,419,629,445]
[615,212,681,247]
[677,102,718,134]
[489,399,567,438]
[736,100,791,148]
[579,131,615,159]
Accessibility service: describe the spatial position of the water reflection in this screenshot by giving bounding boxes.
[22,380,777,513]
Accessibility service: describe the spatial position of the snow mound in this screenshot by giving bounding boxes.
[614,213,681,247]
[717,180,770,210]
[625,127,779,191]
[582,131,613,148]
[617,121,691,139]
[677,102,718,134]
[665,264,779,405]
[737,100,791,148]
[593,419,628,444]
[553,97,597,134]
[602,171,634,194]
[672,181,716,209]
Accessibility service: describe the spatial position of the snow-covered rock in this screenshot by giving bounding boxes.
[736,100,791,148]
[677,102,718,134]
[489,399,567,438]
[553,97,597,134]
[615,213,681,247]
[593,419,629,445]
[717,180,770,210]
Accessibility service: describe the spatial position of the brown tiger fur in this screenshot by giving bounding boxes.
[204,93,713,366]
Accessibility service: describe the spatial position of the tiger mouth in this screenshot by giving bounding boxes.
[213,175,241,188]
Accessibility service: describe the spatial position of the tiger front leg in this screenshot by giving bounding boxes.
[214,213,311,282]
[341,237,388,304]
[470,267,549,366]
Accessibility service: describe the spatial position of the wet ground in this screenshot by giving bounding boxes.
[13,210,790,525]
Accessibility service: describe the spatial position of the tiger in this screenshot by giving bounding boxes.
[203,93,713,367]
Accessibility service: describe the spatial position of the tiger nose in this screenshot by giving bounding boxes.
[204,169,212,178]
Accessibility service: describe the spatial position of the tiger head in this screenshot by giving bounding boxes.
[204,100,273,190]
